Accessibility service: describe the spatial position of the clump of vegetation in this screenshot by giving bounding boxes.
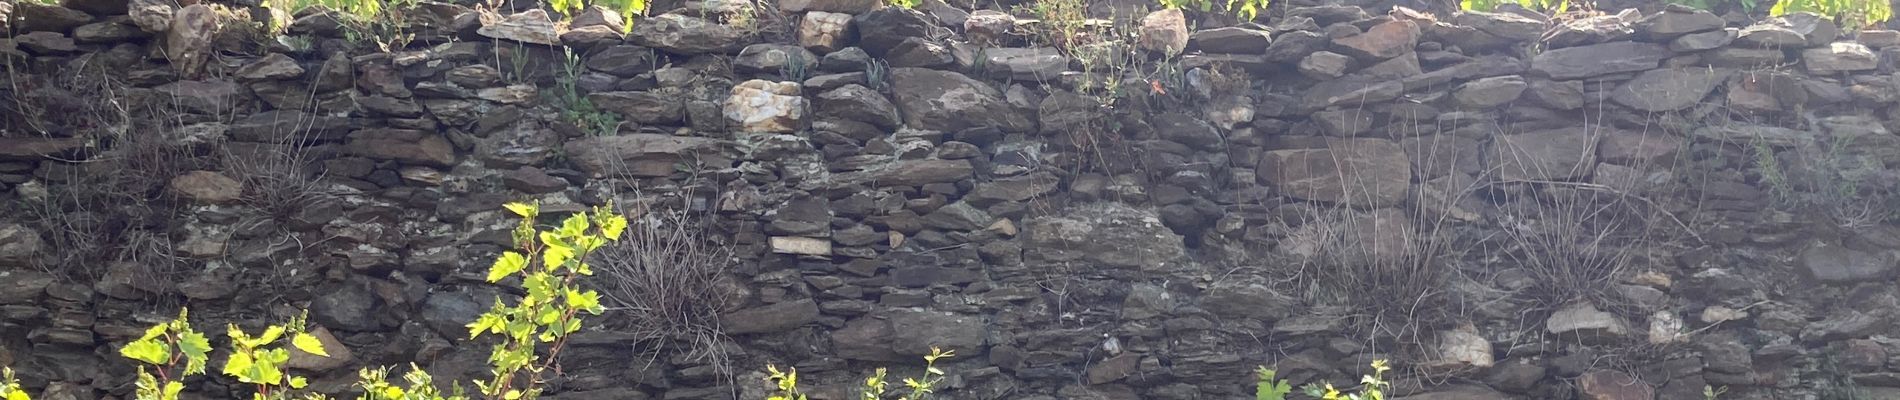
[1773,0,1892,29]
[1156,0,1274,20]
[1461,0,1570,13]
[263,0,418,51]
[1255,360,1391,400]
[553,49,620,136]
[550,0,650,31]
[766,348,955,400]
[4,203,626,400]
[884,0,921,9]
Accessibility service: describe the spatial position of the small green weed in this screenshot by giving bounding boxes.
[1461,0,1569,13]
[554,49,621,136]
[1255,367,1293,400]
[1155,0,1273,20]
[2,368,28,400]
[1772,0,1891,29]
[1303,360,1392,400]
[767,348,955,400]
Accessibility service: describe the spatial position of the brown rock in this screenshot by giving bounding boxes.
[1333,20,1421,60]
[1491,127,1599,181]
[344,129,457,166]
[169,171,243,204]
[235,53,305,81]
[15,2,93,33]
[477,9,560,45]
[1258,138,1411,207]
[1137,8,1188,55]
[165,4,221,77]
[1578,369,1655,400]
[562,134,726,177]
[0,137,88,161]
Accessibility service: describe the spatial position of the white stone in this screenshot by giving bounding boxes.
[798,11,852,53]
[770,236,831,255]
[723,80,808,133]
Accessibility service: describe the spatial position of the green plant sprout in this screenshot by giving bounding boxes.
[465,201,622,400]
[1461,0,1569,13]
[355,364,467,400]
[1256,367,1293,400]
[1155,0,1273,20]
[767,347,955,400]
[1773,0,1892,29]
[1303,360,1392,400]
[221,311,331,400]
[2,368,28,400]
[1704,384,1727,400]
[119,309,216,400]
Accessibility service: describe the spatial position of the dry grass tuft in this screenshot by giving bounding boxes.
[590,204,738,379]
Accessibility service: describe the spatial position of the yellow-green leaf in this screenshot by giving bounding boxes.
[292,332,330,357]
[504,202,537,218]
[257,325,286,345]
[505,389,524,400]
[177,330,212,375]
[560,213,590,237]
[120,339,171,366]
[290,376,309,389]
[601,215,628,240]
[487,251,529,282]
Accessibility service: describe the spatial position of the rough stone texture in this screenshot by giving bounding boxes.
[723,80,808,133]
[1491,127,1599,182]
[721,299,820,334]
[854,8,936,56]
[1259,138,1411,207]
[1333,20,1421,60]
[1137,8,1188,55]
[169,171,242,204]
[1024,203,1184,271]
[1799,242,1895,283]
[0,225,46,267]
[779,0,877,13]
[1298,51,1353,79]
[1638,8,1724,36]
[1547,302,1631,339]
[1532,41,1672,79]
[816,84,901,130]
[15,2,93,33]
[1188,27,1273,53]
[476,9,559,45]
[1611,68,1723,112]
[798,11,854,53]
[630,13,749,54]
[1804,42,1878,73]
[563,134,725,177]
[889,68,1032,133]
[1453,75,1527,109]
[589,91,684,125]
[1578,369,1655,400]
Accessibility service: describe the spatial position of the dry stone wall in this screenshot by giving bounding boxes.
[5,0,1900,399]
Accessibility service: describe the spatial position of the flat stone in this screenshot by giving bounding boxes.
[1453,75,1527,109]
[1547,302,1630,339]
[169,170,242,204]
[1491,127,1599,181]
[1799,242,1895,283]
[769,236,832,256]
[1804,42,1878,73]
[1612,68,1723,111]
[1258,138,1411,207]
[1333,20,1421,60]
[477,9,559,45]
[720,299,820,334]
[1531,41,1672,79]
[1187,27,1273,53]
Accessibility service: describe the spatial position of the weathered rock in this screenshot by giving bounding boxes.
[502,167,568,194]
[1491,127,1598,181]
[229,109,354,142]
[1527,79,1585,109]
[1188,27,1273,53]
[1799,242,1895,283]
[0,225,46,268]
[963,10,1014,46]
[1670,28,1735,51]
[1597,129,1682,166]
[477,9,559,45]
[884,37,953,68]
[780,0,877,13]
[1152,112,1223,150]
[980,47,1068,80]
[15,2,93,33]
[721,299,819,335]
[585,45,659,77]
[169,171,242,204]
[1200,283,1294,321]
[924,202,992,231]
[1024,203,1184,270]
[1531,41,1672,79]
[311,282,386,332]
[1395,385,1517,400]
[563,134,725,177]
[156,79,245,115]
[0,137,88,161]
[128,0,174,33]
[1312,109,1373,137]
[1452,75,1527,109]
[1804,42,1878,73]
[1259,138,1411,207]
[1738,20,1807,47]
[816,84,901,130]
[1402,135,1483,178]
[235,53,305,81]
[886,309,986,356]
[1425,323,1494,371]
[1334,20,1420,60]
[1638,8,1724,36]
[589,91,684,125]
[343,129,457,167]
[890,68,1032,133]
[1546,10,1638,47]
[724,80,807,133]
[1266,30,1329,63]
[1298,51,1353,79]
[15,31,77,54]
[73,21,149,43]
[165,4,222,77]
[1137,8,1188,55]
[1611,68,1722,112]
[1546,302,1630,339]
[1453,11,1546,41]
[1578,369,1655,400]
[285,326,354,372]
[735,44,818,73]
[798,11,854,53]
[0,270,54,303]
[854,7,936,56]
[629,13,749,54]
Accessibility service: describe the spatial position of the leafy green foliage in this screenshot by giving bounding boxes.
[769,348,955,400]
[1772,0,1893,29]
[1154,0,1274,21]
[1461,0,1569,13]
[1255,367,1293,400]
[1303,360,1392,400]
[1665,0,1763,14]
[2,368,28,400]
[356,365,467,400]
[221,311,330,400]
[885,0,921,8]
[262,0,417,51]
[119,309,215,400]
[1704,385,1727,400]
[466,201,623,400]
[553,49,620,136]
